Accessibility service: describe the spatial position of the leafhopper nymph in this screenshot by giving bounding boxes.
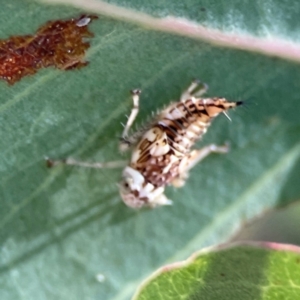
[47,80,242,209]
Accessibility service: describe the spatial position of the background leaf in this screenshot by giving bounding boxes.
[134,242,300,300]
[1,0,300,299]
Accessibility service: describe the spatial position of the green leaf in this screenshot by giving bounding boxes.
[134,242,300,300]
[1,1,300,300]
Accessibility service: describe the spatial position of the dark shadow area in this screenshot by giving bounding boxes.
[277,156,300,207]
[276,124,300,207]
[233,201,300,246]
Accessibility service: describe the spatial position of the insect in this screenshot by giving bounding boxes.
[47,80,242,209]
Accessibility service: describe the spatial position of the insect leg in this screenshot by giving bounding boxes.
[180,79,208,101]
[171,143,229,187]
[119,89,141,151]
[46,157,127,169]
[149,193,173,208]
[121,89,141,139]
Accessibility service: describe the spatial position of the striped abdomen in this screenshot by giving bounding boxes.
[130,97,242,187]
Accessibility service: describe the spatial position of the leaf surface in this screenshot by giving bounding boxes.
[1,1,300,299]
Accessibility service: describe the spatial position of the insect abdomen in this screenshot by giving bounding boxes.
[130,97,242,188]
[158,98,219,154]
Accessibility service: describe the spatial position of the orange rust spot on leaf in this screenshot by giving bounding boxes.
[0,14,98,84]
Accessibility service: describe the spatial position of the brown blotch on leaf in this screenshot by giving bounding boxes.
[0,14,98,84]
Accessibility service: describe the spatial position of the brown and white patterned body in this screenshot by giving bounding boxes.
[46,80,242,209]
[120,90,242,208]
